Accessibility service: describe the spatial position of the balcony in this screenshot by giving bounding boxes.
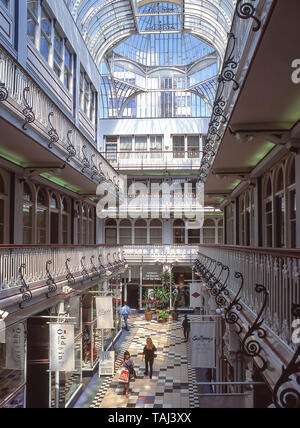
[0,245,126,313]
[102,151,202,171]
[123,244,199,264]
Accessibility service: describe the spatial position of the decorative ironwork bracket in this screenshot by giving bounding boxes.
[90,255,99,277]
[236,0,262,32]
[81,146,90,173]
[0,82,8,102]
[272,304,300,408]
[66,130,76,162]
[22,87,35,130]
[65,258,75,285]
[225,272,244,334]
[46,260,57,298]
[19,263,32,308]
[81,256,90,281]
[241,284,269,372]
[47,112,59,149]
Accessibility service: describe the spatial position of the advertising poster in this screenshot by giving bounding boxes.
[191,321,216,369]
[5,324,25,370]
[96,297,114,329]
[49,323,75,372]
[99,351,115,376]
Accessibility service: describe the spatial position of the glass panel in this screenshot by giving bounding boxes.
[23,204,32,245]
[0,199,3,244]
[173,136,185,158]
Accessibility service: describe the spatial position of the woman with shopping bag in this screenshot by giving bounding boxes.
[119,351,135,398]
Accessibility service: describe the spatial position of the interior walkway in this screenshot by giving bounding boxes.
[87,315,199,409]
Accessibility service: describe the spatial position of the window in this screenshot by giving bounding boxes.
[62,198,70,245]
[203,219,216,244]
[88,208,95,244]
[64,46,73,92]
[173,219,185,244]
[150,219,162,244]
[134,219,147,245]
[218,219,224,244]
[105,219,117,244]
[287,157,296,248]
[0,0,10,9]
[0,173,6,244]
[80,70,97,121]
[37,189,48,244]
[27,1,38,45]
[264,177,273,247]
[120,219,132,245]
[50,193,59,245]
[23,183,34,244]
[120,136,132,159]
[150,136,163,159]
[173,136,185,158]
[40,7,52,63]
[187,136,200,158]
[53,31,64,79]
[275,169,285,248]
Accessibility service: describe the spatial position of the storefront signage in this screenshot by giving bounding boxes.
[191,321,216,369]
[6,324,25,370]
[49,323,75,372]
[96,297,114,329]
[99,351,115,376]
[0,319,5,344]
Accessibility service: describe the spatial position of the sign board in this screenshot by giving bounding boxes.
[6,324,25,370]
[190,283,202,308]
[96,297,114,329]
[191,321,216,369]
[49,323,75,372]
[99,351,115,376]
[0,319,5,344]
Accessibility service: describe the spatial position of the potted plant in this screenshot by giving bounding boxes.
[153,287,170,319]
[158,309,169,323]
[144,304,153,321]
[171,310,179,321]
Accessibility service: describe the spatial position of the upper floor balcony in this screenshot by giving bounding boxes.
[0,244,126,314]
[102,150,202,171]
[123,244,198,264]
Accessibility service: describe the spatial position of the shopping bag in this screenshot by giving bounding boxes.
[119,368,129,383]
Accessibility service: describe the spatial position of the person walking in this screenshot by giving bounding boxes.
[120,351,135,399]
[182,315,191,342]
[143,337,157,379]
[121,301,131,331]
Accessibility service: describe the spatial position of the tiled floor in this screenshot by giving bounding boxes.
[90,315,197,409]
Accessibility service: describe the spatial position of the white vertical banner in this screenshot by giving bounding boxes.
[6,324,25,370]
[191,321,216,369]
[0,320,5,344]
[96,297,114,329]
[49,324,75,372]
[99,351,115,376]
[190,283,202,308]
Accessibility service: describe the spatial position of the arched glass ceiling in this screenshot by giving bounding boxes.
[65,0,237,65]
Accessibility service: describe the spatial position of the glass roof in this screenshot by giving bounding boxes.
[65,0,237,65]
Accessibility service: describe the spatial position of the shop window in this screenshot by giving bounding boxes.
[62,197,70,245]
[0,174,5,244]
[287,157,296,248]
[275,169,285,248]
[105,219,117,244]
[264,177,273,247]
[88,208,95,244]
[37,189,48,244]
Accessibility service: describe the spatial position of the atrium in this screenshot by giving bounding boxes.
[0,0,299,410]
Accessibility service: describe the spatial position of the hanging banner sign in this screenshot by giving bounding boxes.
[6,324,25,370]
[99,351,115,376]
[49,323,75,372]
[191,321,216,369]
[190,283,202,308]
[0,320,5,344]
[96,297,114,329]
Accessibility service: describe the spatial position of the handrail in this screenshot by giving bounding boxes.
[198,244,300,259]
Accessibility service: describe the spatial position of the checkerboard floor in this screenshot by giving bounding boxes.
[90,315,199,409]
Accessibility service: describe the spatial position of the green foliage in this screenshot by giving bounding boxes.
[158,310,168,321]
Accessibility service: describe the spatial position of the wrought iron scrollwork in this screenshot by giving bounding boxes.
[90,154,99,180]
[22,87,35,130]
[46,260,57,297]
[0,82,8,102]
[81,256,90,281]
[19,263,32,308]
[81,146,90,173]
[236,0,262,32]
[225,272,244,334]
[218,33,239,91]
[47,112,59,149]
[241,284,269,372]
[98,254,106,276]
[215,265,231,308]
[66,130,76,162]
[90,255,99,276]
[65,258,75,285]
[273,304,300,409]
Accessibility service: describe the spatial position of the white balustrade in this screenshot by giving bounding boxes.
[0,245,125,291]
[198,245,300,347]
[123,245,198,263]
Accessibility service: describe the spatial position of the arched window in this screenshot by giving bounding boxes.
[62,197,70,244]
[188,220,200,244]
[150,219,162,244]
[23,182,34,244]
[203,219,216,244]
[218,219,224,244]
[135,219,147,245]
[287,157,296,248]
[264,176,273,247]
[173,219,185,244]
[120,219,132,245]
[50,193,60,245]
[105,219,117,244]
[37,188,48,244]
[275,168,285,248]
